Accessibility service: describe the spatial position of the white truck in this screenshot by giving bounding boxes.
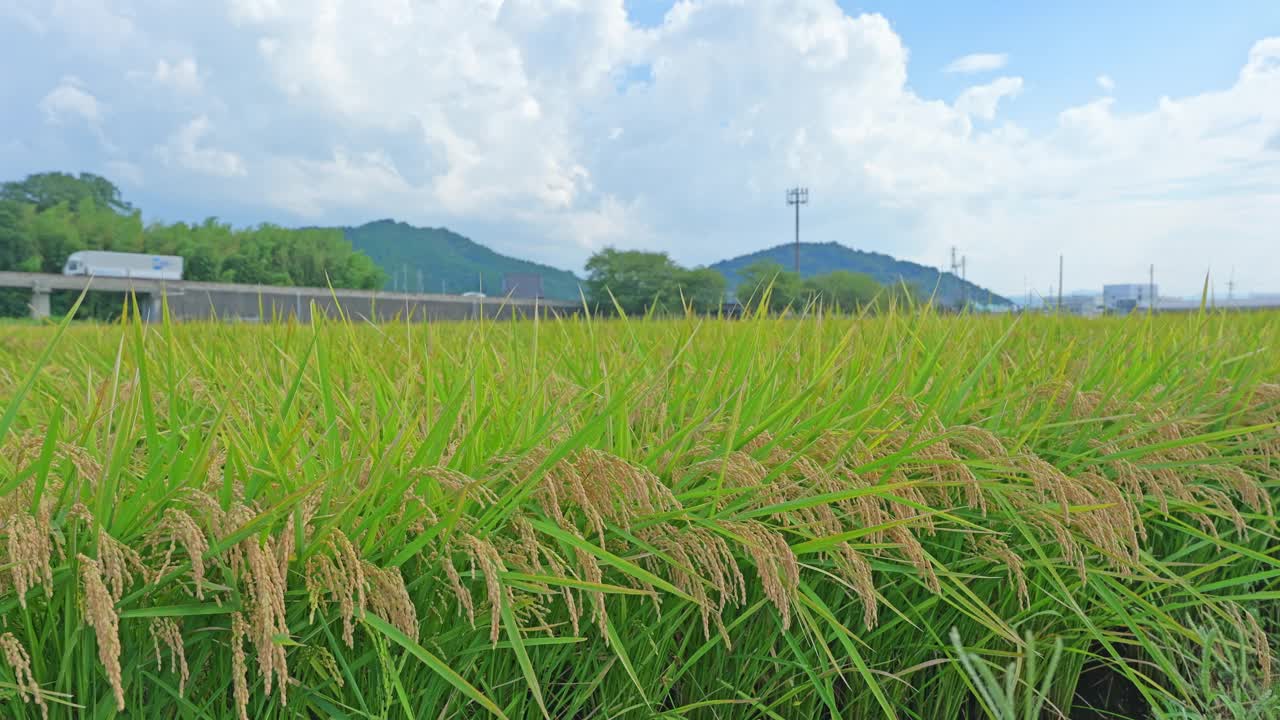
[62,251,184,281]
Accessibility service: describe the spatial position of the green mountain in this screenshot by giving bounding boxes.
[710,242,1012,307]
[343,220,582,300]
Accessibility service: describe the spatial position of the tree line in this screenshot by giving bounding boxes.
[0,172,385,317]
[1,171,912,320]
[583,249,915,316]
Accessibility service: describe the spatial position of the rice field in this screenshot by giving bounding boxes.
[0,305,1277,719]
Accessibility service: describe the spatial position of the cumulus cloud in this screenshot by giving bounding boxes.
[39,77,102,125]
[1097,74,1115,93]
[153,58,203,94]
[944,52,1008,74]
[156,116,246,178]
[955,77,1023,120]
[2,0,1279,295]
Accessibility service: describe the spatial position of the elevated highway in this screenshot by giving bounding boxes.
[0,272,578,322]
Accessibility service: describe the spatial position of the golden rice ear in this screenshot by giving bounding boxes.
[362,561,419,641]
[0,632,48,720]
[832,543,878,630]
[80,554,125,712]
[237,530,291,706]
[96,527,146,600]
[149,618,190,697]
[640,523,745,643]
[723,521,800,630]
[441,542,477,628]
[1243,610,1273,688]
[462,535,509,646]
[887,525,940,594]
[972,535,1028,611]
[6,512,55,608]
[304,528,366,649]
[1019,451,1073,521]
[230,612,250,720]
[151,508,209,600]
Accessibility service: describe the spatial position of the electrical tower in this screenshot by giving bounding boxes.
[786,187,809,274]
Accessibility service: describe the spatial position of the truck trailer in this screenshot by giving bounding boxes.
[62,251,184,281]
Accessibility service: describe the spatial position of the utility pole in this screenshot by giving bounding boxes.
[1149,264,1155,313]
[961,255,968,309]
[950,247,963,311]
[786,187,809,274]
[417,268,423,294]
[1227,267,1235,303]
[1058,254,1064,313]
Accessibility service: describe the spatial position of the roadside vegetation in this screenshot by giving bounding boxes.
[0,301,1276,718]
[0,173,385,319]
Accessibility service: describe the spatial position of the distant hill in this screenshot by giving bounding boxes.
[710,242,1012,307]
[343,220,582,300]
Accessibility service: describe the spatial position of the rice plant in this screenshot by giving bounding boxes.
[0,303,1277,718]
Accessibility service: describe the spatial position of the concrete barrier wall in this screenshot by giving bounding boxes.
[163,288,572,322]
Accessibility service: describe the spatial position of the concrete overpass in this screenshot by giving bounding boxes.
[0,272,579,323]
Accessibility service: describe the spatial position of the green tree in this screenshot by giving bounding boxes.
[0,200,37,315]
[585,249,685,315]
[802,270,884,312]
[0,200,36,270]
[1,172,132,213]
[736,260,804,313]
[675,267,727,314]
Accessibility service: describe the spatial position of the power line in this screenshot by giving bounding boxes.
[786,187,809,274]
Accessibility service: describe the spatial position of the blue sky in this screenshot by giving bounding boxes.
[630,0,1280,128]
[3,1,1279,297]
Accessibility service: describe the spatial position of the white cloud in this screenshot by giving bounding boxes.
[156,116,246,177]
[39,77,102,125]
[46,0,136,51]
[127,58,203,94]
[105,160,144,186]
[228,0,283,24]
[153,58,203,94]
[944,52,1008,74]
[1097,74,1115,93]
[262,148,411,217]
[955,76,1023,120]
[3,0,1280,296]
[1,2,46,33]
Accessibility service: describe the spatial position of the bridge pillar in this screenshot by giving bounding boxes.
[142,293,164,323]
[30,286,51,321]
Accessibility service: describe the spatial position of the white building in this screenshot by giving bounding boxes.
[1103,284,1157,313]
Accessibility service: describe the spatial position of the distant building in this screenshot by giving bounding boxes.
[1143,294,1280,313]
[502,273,544,299]
[1051,293,1103,316]
[1103,283,1157,314]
